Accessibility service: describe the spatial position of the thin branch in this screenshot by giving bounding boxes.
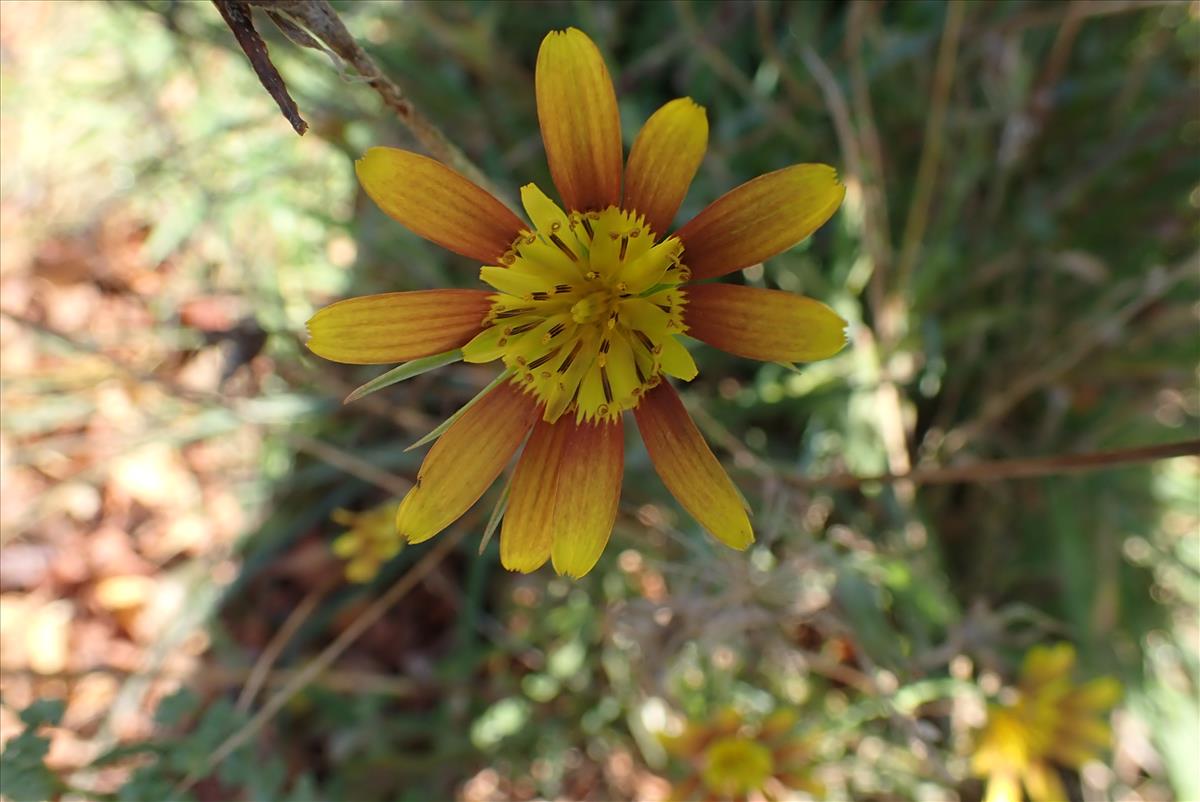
[846,1,895,316]
[802,42,895,308]
[784,439,1199,491]
[893,0,966,297]
[803,43,914,495]
[213,0,308,135]
[254,0,492,191]
[752,1,820,111]
[801,47,863,184]
[945,255,1197,448]
[979,0,1175,36]
[285,432,412,496]
[235,579,334,713]
[212,0,495,192]
[1,665,423,698]
[984,0,1088,222]
[673,0,807,145]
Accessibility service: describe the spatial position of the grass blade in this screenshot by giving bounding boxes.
[343,349,462,404]
[478,470,513,555]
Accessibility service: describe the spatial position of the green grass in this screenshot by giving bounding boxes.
[0,1,1196,800]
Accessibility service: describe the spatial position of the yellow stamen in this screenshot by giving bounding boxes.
[476,190,690,423]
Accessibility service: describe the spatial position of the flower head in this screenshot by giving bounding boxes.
[330,501,403,583]
[307,28,847,578]
[971,643,1122,802]
[661,707,824,801]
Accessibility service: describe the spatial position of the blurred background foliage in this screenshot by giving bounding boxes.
[0,1,1197,800]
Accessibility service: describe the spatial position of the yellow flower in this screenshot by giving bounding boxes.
[330,501,403,583]
[661,708,824,801]
[307,28,846,578]
[971,643,1122,802]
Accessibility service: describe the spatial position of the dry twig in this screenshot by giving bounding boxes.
[213,0,308,134]
[846,1,895,314]
[946,254,1197,448]
[235,580,335,713]
[893,0,966,302]
[801,44,914,502]
[214,0,492,190]
[784,439,1199,491]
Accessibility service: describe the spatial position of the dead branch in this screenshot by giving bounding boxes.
[212,0,308,135]
[785,439,1200,491]
[213,0,490,189]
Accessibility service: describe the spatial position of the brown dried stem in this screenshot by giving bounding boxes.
[216,0,491,190]
[212,0,308,135]
[784,439,1199,491]
[893,0,966,304]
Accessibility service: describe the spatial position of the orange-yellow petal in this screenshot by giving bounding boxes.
[1061,715,1114,751]
[1067,676,1122,711]
[397,380,538,544]
[623,98,708,237]
[633,382,752,549]
[355,147,524,263]
[535,28,622,212]
[499,421,557,574]
[1021,643,1076,690]
[306,289,492,365]
[675,164,845,280]
[683,284,847,363]
[760,708,799,740]
[777,774,826,798]
[501,418,623,578]
[550,420,623,577]
[982,772,1022,802]
[1023,760,1070,802]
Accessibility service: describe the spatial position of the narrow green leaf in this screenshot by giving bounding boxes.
[404,369,515,452]
[638,282,674,298]
[479,471,513,555]
[343,349,463,404]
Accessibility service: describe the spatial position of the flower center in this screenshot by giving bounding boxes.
[702,736,775,796]
[463,184,697,424]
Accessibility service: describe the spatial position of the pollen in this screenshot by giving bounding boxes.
[462,184,696,423]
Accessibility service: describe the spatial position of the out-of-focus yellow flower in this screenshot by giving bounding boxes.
[972,643,1122,802]
[330,501,403,583]
[661,708,823,801]
[306,27,847,579]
